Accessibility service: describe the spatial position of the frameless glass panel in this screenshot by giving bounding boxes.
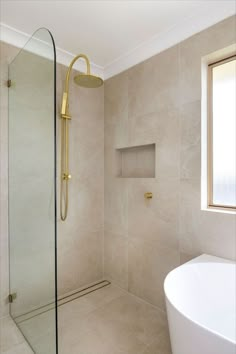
[212,58,236,207]
[8,28,57,353]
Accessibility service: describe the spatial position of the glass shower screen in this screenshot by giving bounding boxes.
[8,28,57,354]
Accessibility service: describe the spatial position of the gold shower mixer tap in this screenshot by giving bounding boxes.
[144,192,153,199]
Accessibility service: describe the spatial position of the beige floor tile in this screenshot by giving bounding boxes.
[143,330,172,354]
[58,296,96,329]
[3,286,171,354]
[0,316,25,352]
[30,331,57,354]
[81,310,147,354]
[59,286,168,354]
[1,342,33,354]
[78,294,167,345]
[60,327,122,354]
[18,309,56,342]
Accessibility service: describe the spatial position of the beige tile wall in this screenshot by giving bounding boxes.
[104,15,236,310]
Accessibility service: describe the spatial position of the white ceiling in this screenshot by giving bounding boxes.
[0,1,235,78]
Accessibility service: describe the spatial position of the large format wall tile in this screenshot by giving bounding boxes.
[128,179,179,250]
[104,231,128,289]
[104,15,236,313]
[58,229,103,294]
[128,108,180,179]
[105,72,128,121]
[105,71,129,148]
[180,100,201,179]
[179,178,236,260]
[128,238,180,309]
[128,45,180,118]
[104,178,128,235]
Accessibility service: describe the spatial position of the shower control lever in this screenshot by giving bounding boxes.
[63,173,71,180]
[144,192,153,199]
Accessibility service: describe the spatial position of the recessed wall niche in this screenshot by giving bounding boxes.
[116,143,155,178]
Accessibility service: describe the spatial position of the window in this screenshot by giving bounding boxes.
[208,55,236,210]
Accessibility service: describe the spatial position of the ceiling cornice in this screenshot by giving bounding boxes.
[0,2,235,80]
[0,23,104,78]
[104,3,236,79]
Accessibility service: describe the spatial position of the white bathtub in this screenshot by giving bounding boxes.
[164,254,236,354]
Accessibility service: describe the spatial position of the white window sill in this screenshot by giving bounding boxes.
[201,206,236,215]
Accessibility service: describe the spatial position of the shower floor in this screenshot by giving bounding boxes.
[1,285,172,354]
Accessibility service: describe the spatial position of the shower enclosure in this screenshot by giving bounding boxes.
[8,28,57,353]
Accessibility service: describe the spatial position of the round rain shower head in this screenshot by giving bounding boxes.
[74,73,103,88]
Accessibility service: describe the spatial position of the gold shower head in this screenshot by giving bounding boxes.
[74,73,103,88]
[61,54,103,116]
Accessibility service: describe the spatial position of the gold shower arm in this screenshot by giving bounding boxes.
[61,54,91,116]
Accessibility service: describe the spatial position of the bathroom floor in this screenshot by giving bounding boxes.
[1,285,172,354]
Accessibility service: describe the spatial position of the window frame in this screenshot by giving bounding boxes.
[207,54,236,211]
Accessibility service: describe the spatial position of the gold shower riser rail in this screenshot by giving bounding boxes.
[60,53,103,221]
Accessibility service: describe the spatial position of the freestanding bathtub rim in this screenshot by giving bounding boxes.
[164,254,236,346]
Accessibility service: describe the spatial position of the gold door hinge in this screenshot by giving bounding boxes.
[7,79,12,88]
[8,293,17,303]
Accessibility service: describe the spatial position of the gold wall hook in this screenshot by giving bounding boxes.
[144,192,153,199]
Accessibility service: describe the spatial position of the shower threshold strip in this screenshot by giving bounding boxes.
[15,280,111,324]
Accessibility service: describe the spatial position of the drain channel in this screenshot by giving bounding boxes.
[16,280,111,323]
